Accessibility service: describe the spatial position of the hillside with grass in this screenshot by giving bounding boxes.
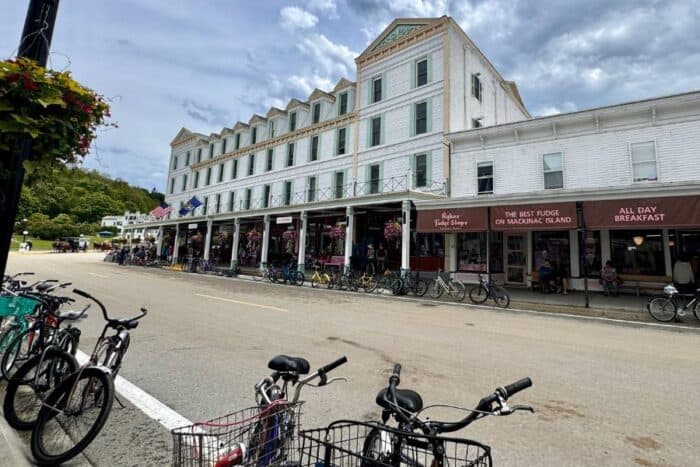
[15,166,163,240]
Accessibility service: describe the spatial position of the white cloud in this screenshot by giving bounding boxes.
[280,6,318,31]
[288,74,334,96]
[535,101,577,117]
[306,0,337,17]
[296,33,357,79]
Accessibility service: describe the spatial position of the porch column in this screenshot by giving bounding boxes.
[662,229,672,278]
[171,224,180,265]
[297,211,308,273]
[401,200,411,276]
[261,214,271,269]
[157,226,164,256]
[203,219,213,261]
[448,233,458,272]
[569,229,580,278]
[344,206,354,272]
[230,218,240,271]
[600,229,611,265]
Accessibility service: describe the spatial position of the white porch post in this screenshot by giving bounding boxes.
[297,211,308,273]
[663,229,672,278]
[569,229,580,278]
[261,214,271,269]
[157,226,164,256]
[171,224,180,265]
[230,218,240,271]
[600,229,611,265]
[344,206,354,272]
[448,233,458,272]
[401,200,411,276]
[203,219,213,261]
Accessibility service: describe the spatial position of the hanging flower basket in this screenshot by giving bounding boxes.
[0,58,114,166]
[330,226,345,240]
[247,229,261,242]
[282,230,297,241]
[384,220,402,240]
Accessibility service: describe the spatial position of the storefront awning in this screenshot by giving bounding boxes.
[490,203,578,231]
[583,196,700,229]
[416,207,488,232]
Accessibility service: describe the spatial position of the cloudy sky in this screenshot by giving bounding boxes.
[2,0,699,191]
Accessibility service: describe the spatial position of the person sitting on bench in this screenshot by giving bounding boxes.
[600,261,619,296]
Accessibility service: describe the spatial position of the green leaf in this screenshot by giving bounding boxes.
[37,96,66,108]
[0,101,12,111]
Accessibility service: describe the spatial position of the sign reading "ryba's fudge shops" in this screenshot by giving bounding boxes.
[490,203,577,230]
[584,196,700,229]
[416,207,487,232]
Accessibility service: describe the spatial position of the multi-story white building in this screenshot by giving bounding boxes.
[416,91,700,291]
[102,211,159,240]
[131,17,529,272]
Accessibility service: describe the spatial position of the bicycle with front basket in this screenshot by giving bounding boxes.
[647,284,700,322]
[171,354,347,467]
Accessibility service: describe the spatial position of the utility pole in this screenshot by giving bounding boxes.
[0,0,59,279]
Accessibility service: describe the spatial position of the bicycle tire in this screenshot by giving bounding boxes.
[413,279,428,297]
[363,277,378,293]
[4,348,78,431]
[694,301,700,321]
[647,297,677,322]
[390,278,404,296]
[31,367,114,466]
[0,324,21,379]
[1,327,39,381]
[451,282,467,302]
[311,276,320,288]
[468,285,489,304]
[360,426,398,467]
[294,271,305,286]
[428,281,443,299]
[339,274,351,291]
[492,286,510,308]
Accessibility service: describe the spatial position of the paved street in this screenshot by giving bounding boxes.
[5,252,700,466]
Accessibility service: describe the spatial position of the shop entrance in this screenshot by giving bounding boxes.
[505,233,527,284]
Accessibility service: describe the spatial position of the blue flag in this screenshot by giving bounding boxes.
[178,197,202,217]
[188,197,202,209]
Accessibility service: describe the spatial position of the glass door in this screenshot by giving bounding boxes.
[505,233,527,284]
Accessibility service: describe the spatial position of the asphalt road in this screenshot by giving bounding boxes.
[5,252,700,466]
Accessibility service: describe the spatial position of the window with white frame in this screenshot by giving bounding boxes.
[307,176,316,202]
[269,120,275,138]
[262,185,270,208]
[310,135,319,161]
[416,58,428,87]
[371,117,382,146]
[369,164,380,194]
[284,181,293,205]
[415,102,428,135]
[248,154,255,176]
[334,171,345,199]
[339,92,348,115]
[287,143,295,167]
[372,76,382,103]
[266,149,273,172]
[543,153,563,189]
[289,112,297,131]
[471,74,482,102]
[477,162,493,194]
[312,103,321,124]
[415,154,428,188]
[630,141,657,182]
[337,128,346,155]
[251,126,257,144]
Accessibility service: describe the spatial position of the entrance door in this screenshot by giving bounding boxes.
[505,233,527,284]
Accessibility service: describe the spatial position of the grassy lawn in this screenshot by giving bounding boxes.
[11,235,109,251]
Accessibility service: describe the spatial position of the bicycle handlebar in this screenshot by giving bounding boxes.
[501,377,532,399]
[320,356,348,374]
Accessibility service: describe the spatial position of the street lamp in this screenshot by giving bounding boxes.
[22,230,28,243]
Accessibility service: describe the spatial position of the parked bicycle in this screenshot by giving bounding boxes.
[427,270,466,301]
[276,263,305,286]
[647,284,700,322]
[310,265,332,289]
[469,274,510,308]
[401,272,428,297]
[254,265,277,283]
[172,354,348,467]
[29,288,148,465]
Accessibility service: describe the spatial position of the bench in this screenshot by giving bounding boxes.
[617,274,671,296]
[321,256,345,269]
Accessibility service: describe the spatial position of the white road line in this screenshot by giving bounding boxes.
[195,293,288,312]
[87,272,109,278]
[75,350,195,431]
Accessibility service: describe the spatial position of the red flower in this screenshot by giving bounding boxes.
[6,73,20,83]
[23,78,39,91]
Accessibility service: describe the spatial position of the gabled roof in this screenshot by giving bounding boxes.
[357,17,447,62]
[208,133,221,140]
[308,88,335,102]
[248,114,267,125]
[286,98,309,111]
[232,121,250,131]
[333,78,355,93]
[266,107,286,119]
[220,127,236,136]
[170,127,192,146]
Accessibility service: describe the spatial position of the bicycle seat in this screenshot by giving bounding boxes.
[108,318,139,330]
[36,283,53,292]
[376,387,423,413]
[268,355,310,374]
[56,310,86,321]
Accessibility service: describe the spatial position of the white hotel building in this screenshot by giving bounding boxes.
[130,16,700,291]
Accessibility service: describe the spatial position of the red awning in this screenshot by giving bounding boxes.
[416,207,488,232]
[490,202,578,231]
[583,196,700,229]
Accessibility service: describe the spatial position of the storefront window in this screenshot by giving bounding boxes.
[456,232,503,273]
[412,233,444,257]
[533,231,570,275]
[581,231,602,277]
[670,230,700,283]
[610,230,664,276]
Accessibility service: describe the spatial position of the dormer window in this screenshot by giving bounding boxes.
[269,121,275,138]
[251,126,257,144]
[339,92,348,115]
[312,103,321,124]
[289,112,297,132]
[235,133,241,150]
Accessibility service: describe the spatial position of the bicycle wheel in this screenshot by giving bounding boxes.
[413,279,428,297]
[294,271,305,286]
[4,348,78,431]
[390,278,404,296]
[360,427,396,467]
[647,297,677,322]
[339,274,351,291]
[694,301,700,321]
[0,324,22,379]
[363,277,378,293]
[31,367,114,466]
[469,285,489,304]
[2,327,40,381]
[451,282,467,302]
[428,281,443,299]
[311,275,320,288]
[492,286,510,308]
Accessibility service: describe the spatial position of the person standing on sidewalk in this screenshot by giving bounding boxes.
[673,255,695,294]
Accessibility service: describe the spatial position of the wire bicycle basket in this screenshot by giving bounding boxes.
[171,400,303,467]
[0,295,41,319]
[298,420,492,467]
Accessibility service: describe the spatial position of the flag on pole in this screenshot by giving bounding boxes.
[178,197,202,217]
[149,203,172,219]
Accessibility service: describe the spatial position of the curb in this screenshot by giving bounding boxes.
[0,401,32,466]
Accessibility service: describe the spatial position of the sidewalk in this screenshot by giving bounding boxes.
[0,398,32,467]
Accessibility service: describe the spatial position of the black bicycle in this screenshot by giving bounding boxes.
[468,274,510,308]
[362,364,532,466]
[647,284,700,322]
[30,289,147,465]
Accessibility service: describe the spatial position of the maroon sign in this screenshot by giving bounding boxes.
[584,196,700,229]
[490,203,578,231]
[416,207,488,232]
